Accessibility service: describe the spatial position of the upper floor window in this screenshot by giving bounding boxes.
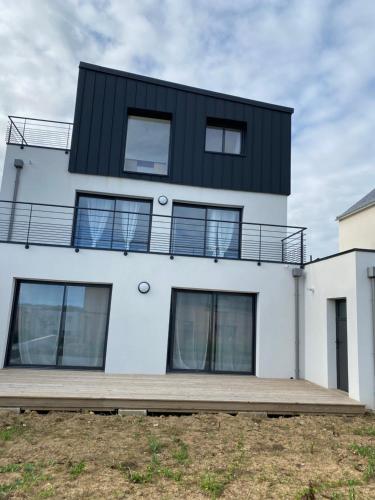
[171,203,241,259]
[205,118,244,155]
[124,114,171,176]
[74,194,152,252]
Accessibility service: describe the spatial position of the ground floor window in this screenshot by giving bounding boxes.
[7,281,111,369]
[168,290,256,374]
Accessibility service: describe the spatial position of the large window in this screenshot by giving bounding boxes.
[168,290,255,374]
[7,281,111,369]
[171,204,241,259]
[205,125,242,155]
[74,194,152,252]
[124,115,171,175]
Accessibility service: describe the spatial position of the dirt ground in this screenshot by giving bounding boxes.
[0,411,375,499]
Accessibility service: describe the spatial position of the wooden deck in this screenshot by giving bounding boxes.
[0,369,365,415]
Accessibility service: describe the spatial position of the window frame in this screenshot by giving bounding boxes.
[167,288,257,375]
[72,192,153,252]
[124,110,172,177]
[5,280,112,371]
[170,202,242,259]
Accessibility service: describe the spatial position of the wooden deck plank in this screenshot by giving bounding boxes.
[0,369,365,415]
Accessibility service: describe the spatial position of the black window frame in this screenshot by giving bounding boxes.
[205,118,245,156]
[170,202,242,259]
[124,109,173,177]
[72,192,153,252]
[5,279,112,371]
[167,289,257,375]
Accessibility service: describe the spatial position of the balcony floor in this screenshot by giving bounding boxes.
[0,369,365,415]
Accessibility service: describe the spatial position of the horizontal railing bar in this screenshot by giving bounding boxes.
[9,115,73,126]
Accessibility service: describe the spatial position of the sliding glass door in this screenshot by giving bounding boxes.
[7,281,111,369]
[168,290,255,374]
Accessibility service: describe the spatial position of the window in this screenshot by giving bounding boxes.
[124,115,171,175]
[7,281,111,369]
[168,290,255,373]
[205,125,242,154]
[171,203,241,258]
[74,194,152,252]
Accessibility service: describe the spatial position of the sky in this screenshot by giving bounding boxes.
[0,0,374,258]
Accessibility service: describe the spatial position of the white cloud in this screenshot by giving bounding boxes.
[1,0,374,257]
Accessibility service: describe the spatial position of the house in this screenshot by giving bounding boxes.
[337,188,375,251]
[0,62,374,412]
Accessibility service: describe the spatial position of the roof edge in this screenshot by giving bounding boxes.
[79,62,294,114]
[306,247,375,266]
[336,200,375,221]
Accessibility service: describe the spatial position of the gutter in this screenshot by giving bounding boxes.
[292,267,304,379]
[7,159,24,241]
[367,267,375,408]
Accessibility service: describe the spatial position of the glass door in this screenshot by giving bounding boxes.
[168,290,255,374]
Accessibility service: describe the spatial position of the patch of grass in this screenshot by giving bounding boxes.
[148,436,163,454]
[296,478,362,500]
[0,463,23,473]
[157,466,182,481]
[127,469,152,484]
[0,424,24,441]
[38,484,56,498]
[69,460,86,478]
[353,427,375,437]
[200,472,226,498]
[172,439,189,464]
[350,444,375,481]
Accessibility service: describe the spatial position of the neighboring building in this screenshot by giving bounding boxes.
[1,62,375,411]
[337,188,375,251]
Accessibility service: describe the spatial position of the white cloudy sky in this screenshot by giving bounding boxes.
[1,0,374,258]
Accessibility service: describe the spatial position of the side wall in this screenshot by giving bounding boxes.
[0,245,297,378]
[339,207,375,251]
[303,252,375,408]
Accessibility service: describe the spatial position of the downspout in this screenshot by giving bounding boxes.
[367,266,375,407]
[7,159,24,241]
[292,267,304,379]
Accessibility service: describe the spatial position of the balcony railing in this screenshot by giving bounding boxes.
[0,200,306,265]
[6,116,73,152]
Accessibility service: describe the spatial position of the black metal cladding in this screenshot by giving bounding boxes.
[69,62,293,195]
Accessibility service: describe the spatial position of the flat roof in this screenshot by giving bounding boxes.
[80,62,294,114]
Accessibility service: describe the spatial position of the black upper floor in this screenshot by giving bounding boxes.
[68,62,293,195]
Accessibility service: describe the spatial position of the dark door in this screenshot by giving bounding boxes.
[168,290,256,374]
[336,299,348,392]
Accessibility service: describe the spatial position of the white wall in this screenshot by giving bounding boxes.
[0,145,288,227]
[0,244,298,378]
[339,206,375,251]
[303,251,375,408]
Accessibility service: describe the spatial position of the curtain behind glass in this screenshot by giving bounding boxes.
[8,283,64,365]
[114,200,141,250]
[59,286,110,367]
[206,209,238,258]
[214,294,254,372]
[172,292,211,370]
[76,197,114,248]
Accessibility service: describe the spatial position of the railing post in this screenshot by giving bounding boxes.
[25,204,32,249]
[281,238,285,263]
[7,119,12,144]
[65,124,71,154]
[300,230,304,267]
[21,118,26,149]
[110,209,115,250]
[258,224,262,266]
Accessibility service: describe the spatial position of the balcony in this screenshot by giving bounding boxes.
[6,116,73,152]
[0,200,306,265]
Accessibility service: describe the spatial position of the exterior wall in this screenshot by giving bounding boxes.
[303,251,375,408]
[0,145,288,226]
[0,244,298,378]
[69,62,292,195]
[339,206,375,251]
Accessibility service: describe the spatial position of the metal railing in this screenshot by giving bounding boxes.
[0,200,306,265]
[6,116,73,151]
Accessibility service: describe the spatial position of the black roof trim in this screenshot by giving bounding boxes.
[306,247,375,266]
[79,62,294,114]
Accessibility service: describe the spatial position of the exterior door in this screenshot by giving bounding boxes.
[168,290,256,374]
[335,299,348,392]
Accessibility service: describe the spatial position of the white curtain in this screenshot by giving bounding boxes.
[86,198,113,247]
[172,293,210,370]
[117,200,141,250]
[206,210,237,257]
